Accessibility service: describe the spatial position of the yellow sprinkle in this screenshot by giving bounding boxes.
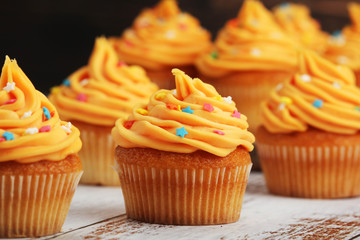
[213,95,223,101]
[177,105,181,111]
[155,92,167,100]
[50,86,61,94]
[136,108,148,115]
[280,96,292,105]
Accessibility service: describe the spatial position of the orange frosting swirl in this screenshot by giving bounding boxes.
[261,50,360,134]
[0,56,82,163]
[196,0,298,78]
[324,3,360,71]
[112,69,255,157]
[273,3,328,53]
[49,37,158,126]
[110,0,211,70]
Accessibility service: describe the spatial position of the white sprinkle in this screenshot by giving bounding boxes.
[61,122,72,133]
[251,19,259,27]
[223,96,232,104]
[329,35,346,46]
[165,30,176,39]
[278,103,286,111]
[250,48,261,57]
[275,83,283,92]
[3,82,15,93]
[172,89,177,96]
[137,17,150,28]
[300,74,311,82]
[178,13,187,21]
[80,79,89,86]
[333,82,341,89]
[337,56,349,64]
[21,111,32,119]
[25,127,38,135]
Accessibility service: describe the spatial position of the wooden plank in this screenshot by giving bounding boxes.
[46,173,360,239]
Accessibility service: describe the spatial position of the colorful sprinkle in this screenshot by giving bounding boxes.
[176,127,188,138]
[80,79,89,86]
[332,30,342,37]
[231,110,241,119]
[250,48,261,57]
[117,62,127,67]
[213,130,225,135]
[355,106,360,112]
[3,82,15,93]
[280,96,292,105]
[125,41,134,47]
[155,92,167,100]
[312,99,323,108]
[61,122,72,134]
[21,111,32,119]
[43,107,51,120]
[280,2,290,8]
[166,103,179,110]
[228,19,238,28]
[223,96,232,104]
[4,99,16,105]
[124,120,135,129]
[182,106,194,114]
[50,111,55,117]
[76,93,87,102]
[51,86,61,94]
[213,95,223,101]
[136,108,148,115]
[210,51,218,59]
[337,56,349,64]
[178,23,187,30]
[300,74,311,82]
[39,125,51,133]
[333,82,341,89]
[0,137,5,142]
[177,105,182,111]
[203,103,214,112]
[62,79,70,86]
[2,131,14,141]
[165,30,176,39]
[25,128,39,135]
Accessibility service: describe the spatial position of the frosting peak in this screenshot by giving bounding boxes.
[153,0,180,19]
[112,69,255,157]
[49,37,158,126]
[0,56,82,163]
[261,50,360,134]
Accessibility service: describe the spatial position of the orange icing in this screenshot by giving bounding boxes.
[112,69,255,157]
[0,56,82,163]
[324,3,360,71]
[261,50,360,134]
[49,37,158,126]
[110,0,211,70]
[273,3,328,53]
[196,0,298,78]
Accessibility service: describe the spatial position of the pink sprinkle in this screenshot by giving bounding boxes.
[39,125,51,132]
[0,137,5,142]
[125,41,134,47]
[213,130,225,135]
[117,61,127,67]
[179,23,187,30]
[232,110,241,119]
[77,93,87,102]
[203,103,214,112]
[4,99,16,105]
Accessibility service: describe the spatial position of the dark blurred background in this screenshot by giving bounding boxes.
[1,0,359,94]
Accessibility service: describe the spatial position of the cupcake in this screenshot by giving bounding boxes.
[324,3,360,85]
[256,50,360,199]
[49,37,158,186]
[0,56,82,237]
[112,69,255,225]
[196,0,298,133]
[110,0,211,89]
[273,3,329,54]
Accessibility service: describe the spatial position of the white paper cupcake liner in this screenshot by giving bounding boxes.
[117,163,252,225]
[0,171,82,237]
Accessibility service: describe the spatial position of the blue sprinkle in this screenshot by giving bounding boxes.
[43,107,51,120]
[312,99,323,108]
[279,2,290,8]
[62,79,70,86]
[176,127,188,138]
[3,131,14,141]
[332,30,342,37]
[181,106,194,114]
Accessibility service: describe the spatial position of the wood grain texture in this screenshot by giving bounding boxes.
[30,173,360,240]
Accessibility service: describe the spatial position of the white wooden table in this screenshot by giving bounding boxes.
[30,172,360,239]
